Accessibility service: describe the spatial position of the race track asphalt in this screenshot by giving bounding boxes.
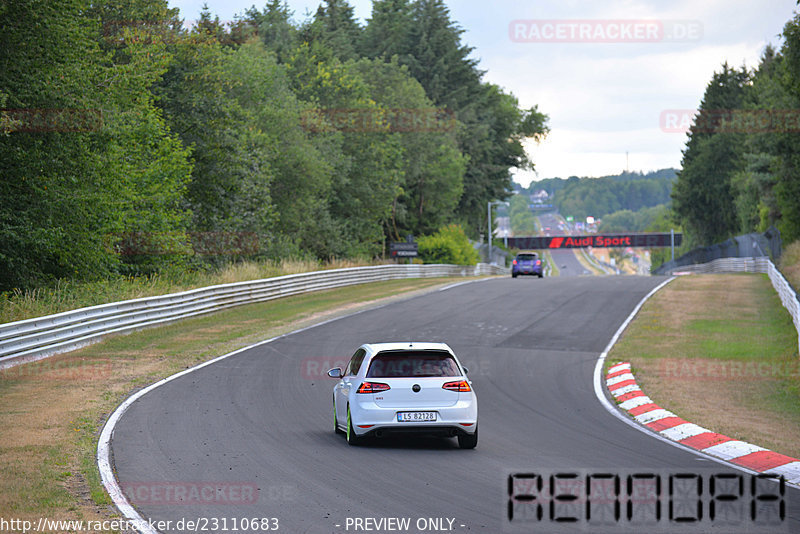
[110,275,799,533]
[536,212,590,276]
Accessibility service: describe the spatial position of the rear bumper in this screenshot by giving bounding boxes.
[512,268,542,275]
[360,424,475,438]
[351,399,477,436]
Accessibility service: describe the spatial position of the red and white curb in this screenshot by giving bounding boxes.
[606,361,800,487]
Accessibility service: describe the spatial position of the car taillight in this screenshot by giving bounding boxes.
[442,380,471,392]
[536,260,541,265]
[512,259,517,265]
[356,381,390,394]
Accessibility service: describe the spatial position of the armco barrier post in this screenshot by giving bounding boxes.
[670,228,675,262]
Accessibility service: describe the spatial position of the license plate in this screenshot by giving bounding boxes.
[397,411,437,422]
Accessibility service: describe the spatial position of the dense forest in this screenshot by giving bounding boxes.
[671,12,800,249]
[0,0,548,291]
[598,205,670,233]
[514,169,677,220]
[508,193,538,235]
[527,168,677,196]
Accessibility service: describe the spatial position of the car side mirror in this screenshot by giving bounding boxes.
[327,367,343,379]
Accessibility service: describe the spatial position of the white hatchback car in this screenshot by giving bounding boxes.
[327,342,478,448]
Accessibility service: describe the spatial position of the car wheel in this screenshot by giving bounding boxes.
[457,426,478,449]
[334,399,344,434]
[511,273,517,278]
[346,405,361,446]
[538,273,543,278]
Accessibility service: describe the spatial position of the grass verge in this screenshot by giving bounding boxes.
[574,248,607,275]
[780,240,800,290]
[607,273,800,457]
[0,276,463,529]
[542,250,559,277]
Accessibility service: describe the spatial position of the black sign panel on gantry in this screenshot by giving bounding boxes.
[390,242,419,258]
[507,233,682,250]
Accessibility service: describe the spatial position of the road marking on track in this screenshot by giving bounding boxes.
[97,289,443,533]
[438,278,488,291]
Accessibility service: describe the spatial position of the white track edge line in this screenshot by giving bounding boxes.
[97,277,486,533]
[438,278,490,291]
[592,276,772,480]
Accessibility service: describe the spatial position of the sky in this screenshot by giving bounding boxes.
[169,0,798,186]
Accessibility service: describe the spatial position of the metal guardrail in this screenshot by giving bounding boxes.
[767,260,800,354]
[653,227,781,275]
[663,256,771,275]
[580,248,616,275]
[0,263,508,370]
[663,256,800,353]
[542,253,553,277]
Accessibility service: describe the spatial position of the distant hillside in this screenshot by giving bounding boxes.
[515,168,678,219]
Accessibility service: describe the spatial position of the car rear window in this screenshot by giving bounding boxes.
[517,254,537,261]
[366,350,461,378]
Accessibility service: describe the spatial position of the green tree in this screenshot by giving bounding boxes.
[404,0,480,110]
[0,0,192,288]
[646,207,684,272]
[363,0,549,235]
[672,63,749,246]
[722,46,782,235]
[351,58,466,238]
[417,224,479,265]
[303,0,362,62]
[155,29,274,257]
[509,194,538,235]
[360,0,415,61]
[287,44,404,257]
[242,0,297,62]
[458,85,548,235]
[599,205,670,233]
[771,14,800,241]
[228,43,336,258]
[551,174,673,220]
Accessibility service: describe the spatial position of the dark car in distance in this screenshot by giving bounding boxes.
[511,252,543,278]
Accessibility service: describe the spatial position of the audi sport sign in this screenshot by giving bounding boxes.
[507,233,682,250]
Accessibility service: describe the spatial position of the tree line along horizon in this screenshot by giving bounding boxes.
[0,0,549,292]
[651,12,800,255]
[517,8,800,263]
[3,1,800,293]
[511,168,677,238]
